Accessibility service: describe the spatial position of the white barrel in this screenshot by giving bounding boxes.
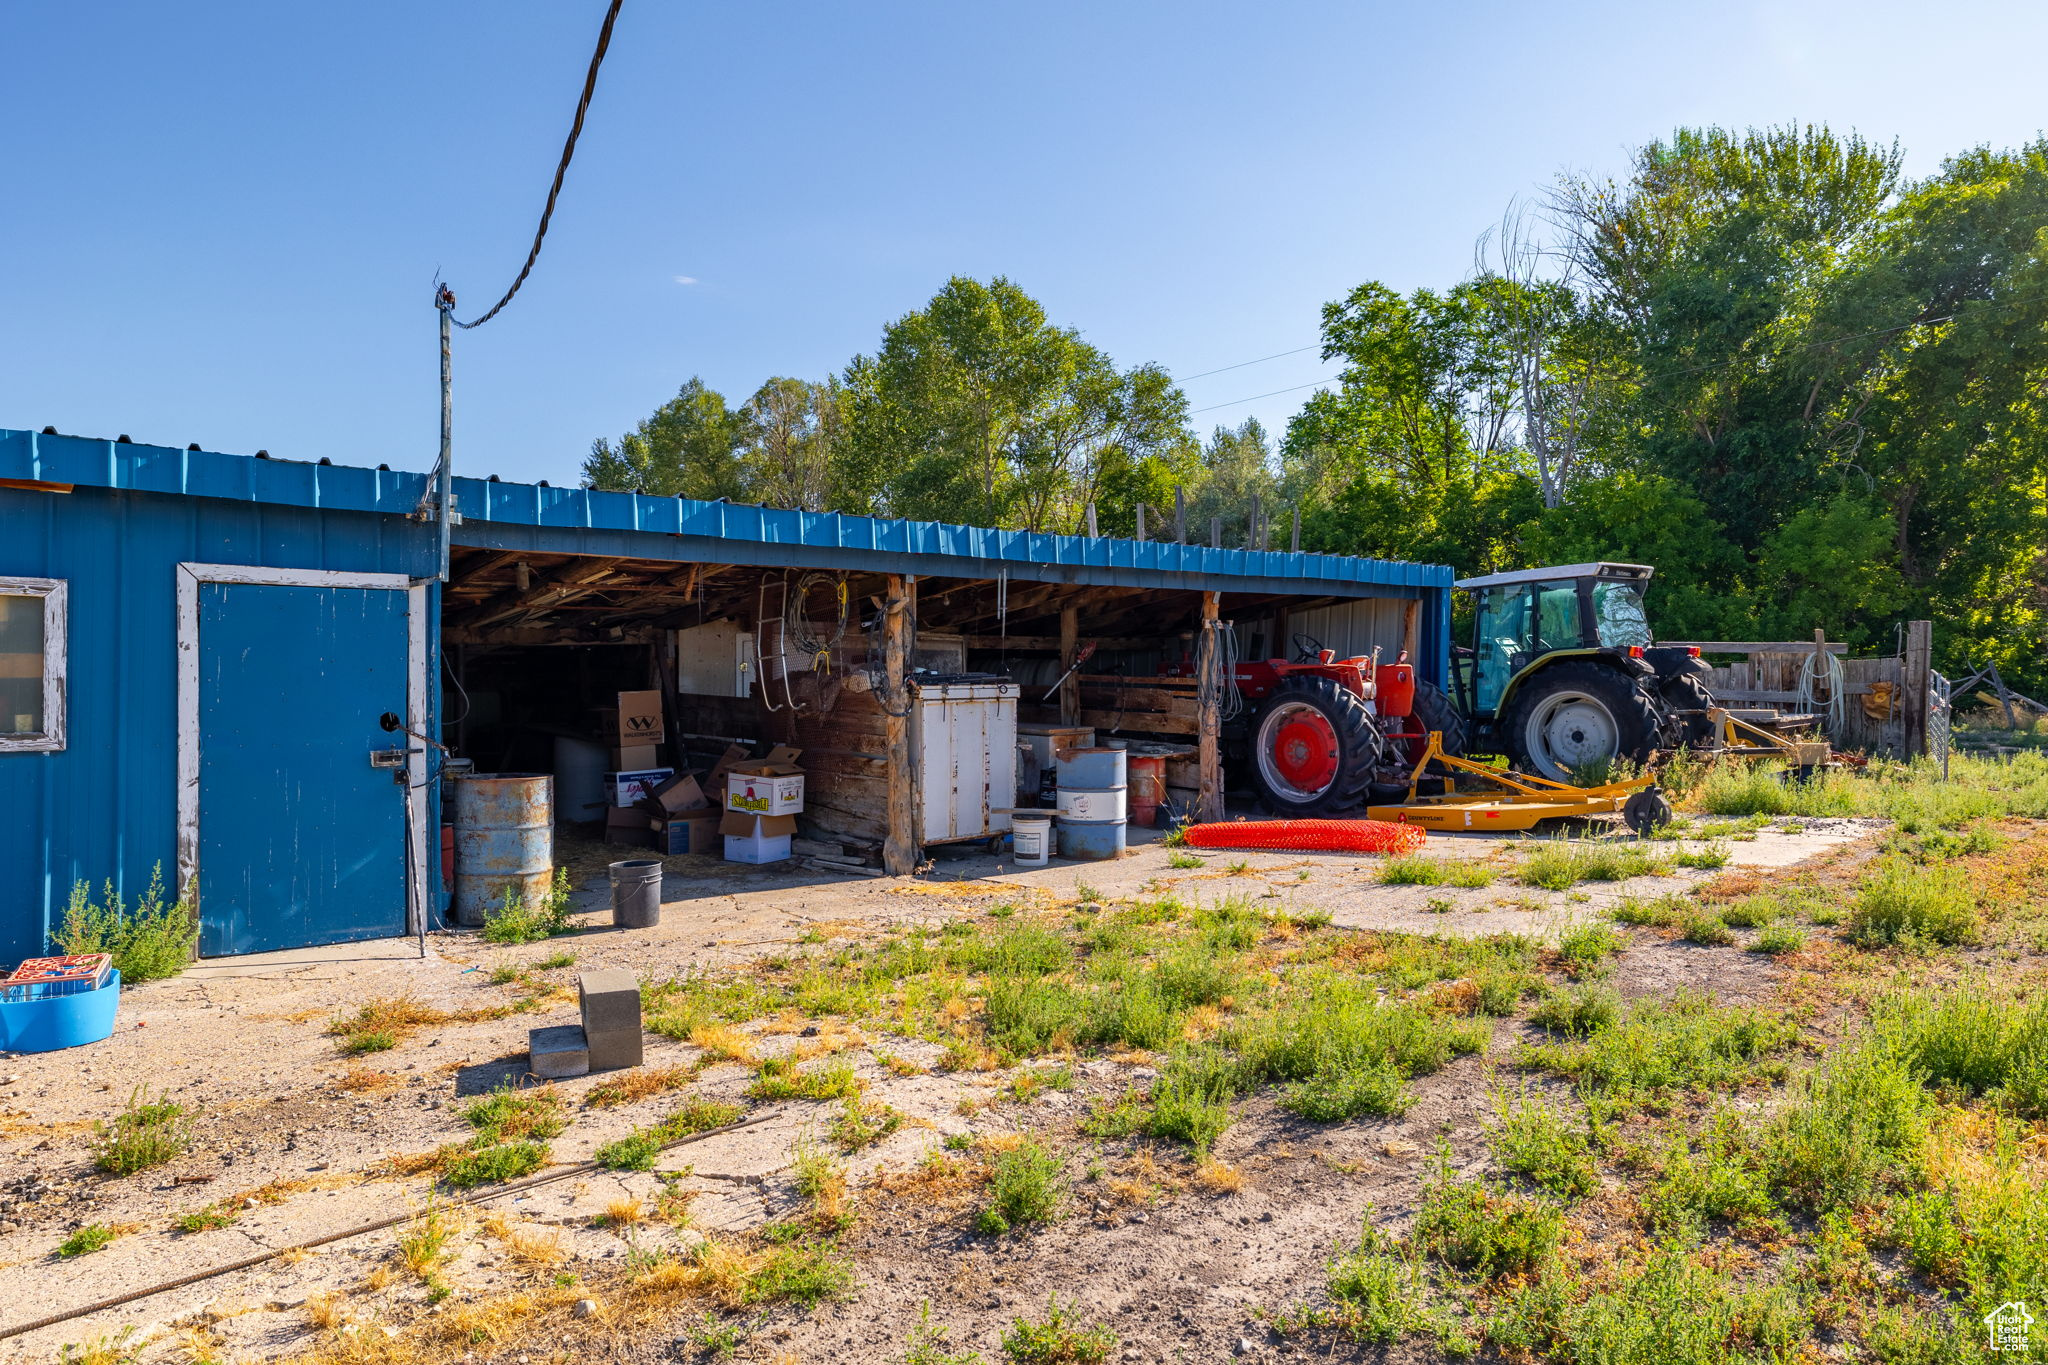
[1011,812,1052,867]
[1056,785,1127,822]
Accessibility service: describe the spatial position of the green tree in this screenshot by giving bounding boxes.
[581,377,744,499]
[736,377,841,512]
[838,276,1190,531]
[1186,418,1279,547]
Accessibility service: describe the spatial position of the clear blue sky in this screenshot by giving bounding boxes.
[4,1,2044,485]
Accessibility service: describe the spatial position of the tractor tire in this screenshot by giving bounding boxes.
[1502,660,1662,784]
[1410,680,1469,758]
[1659,673,1718,749]
[1247,675,1383,816]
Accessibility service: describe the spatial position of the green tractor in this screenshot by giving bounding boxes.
[1442,562,1717,782]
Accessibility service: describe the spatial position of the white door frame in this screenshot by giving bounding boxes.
[175,563,430,947]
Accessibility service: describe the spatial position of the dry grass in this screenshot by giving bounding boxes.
[305,1294,346,1331]
[1193,1159,1245,1194]
[481,1210,566,1269]
[585,1065,694,1108]
[360,1265,395,1293]
[335,1068,400,1093]
[688,1023,758,1065]
[385,1144,461,1178]
[603,1196,645,1227]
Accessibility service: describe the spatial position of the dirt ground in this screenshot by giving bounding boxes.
[0,816,1879,1364]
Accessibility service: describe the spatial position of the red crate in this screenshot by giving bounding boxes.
[6,954,112,986]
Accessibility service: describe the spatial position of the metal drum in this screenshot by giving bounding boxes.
[453,773,554,927]
[1126,754,1165,828]
[1056,747,1127,860]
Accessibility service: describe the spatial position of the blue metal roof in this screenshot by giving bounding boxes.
[1,428,1453,596]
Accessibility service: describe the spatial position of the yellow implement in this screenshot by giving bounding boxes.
[1365,732,1669,833]
[1708,707,1833,768]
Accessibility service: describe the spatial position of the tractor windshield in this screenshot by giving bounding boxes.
[1592,581,1653,649]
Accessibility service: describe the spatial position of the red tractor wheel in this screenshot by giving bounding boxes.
[1247,675,1383,815]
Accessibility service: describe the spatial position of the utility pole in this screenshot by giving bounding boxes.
[434,285,456,583]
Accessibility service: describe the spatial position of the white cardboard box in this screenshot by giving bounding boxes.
[724,831,793,864]
[607,768,675,806]
[726,767,805,817]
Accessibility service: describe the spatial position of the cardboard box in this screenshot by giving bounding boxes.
[704,742,749,791]
[607,768,674,807]
[726,746,805,816]
[610,744,659,770]
[596,690,665,747]
[604,805,657,848]
[656,814,720,856]
[719,809,796,864]
[653,772,710,815]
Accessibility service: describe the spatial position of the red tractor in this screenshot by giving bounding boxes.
[1166,634,1462,816]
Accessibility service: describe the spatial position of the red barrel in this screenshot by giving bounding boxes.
[1376,662,1416,718]
[1127,754,1165,828]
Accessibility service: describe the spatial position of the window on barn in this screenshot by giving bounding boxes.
[0,578,66,752]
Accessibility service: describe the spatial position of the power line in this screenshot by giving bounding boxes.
[453,0,625,330]
[1177,343,1323,382]
[1189,376,1338,415]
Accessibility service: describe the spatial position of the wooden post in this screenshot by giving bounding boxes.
[1198,591,1223,821]
[1902,618,1932,758]
[1058,604,1080,727]
[1248,494,1261,549]
[1210,516,1223,549]
[1085,502,1098,537]
[882,574,917,875]
[1272,606,1290,661]
[1135,504,1146,541]
[1174,486,1186,544]
[1401,600,1420,663]
[1290,505,1301,553]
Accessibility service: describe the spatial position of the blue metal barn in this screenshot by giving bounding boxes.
[0,427,1453,961]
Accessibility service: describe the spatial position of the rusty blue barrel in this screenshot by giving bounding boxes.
[453,773,554,927]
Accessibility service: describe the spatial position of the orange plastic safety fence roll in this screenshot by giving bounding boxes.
[1181,819,1429,856]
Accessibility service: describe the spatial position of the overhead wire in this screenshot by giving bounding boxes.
[452,0,625,331]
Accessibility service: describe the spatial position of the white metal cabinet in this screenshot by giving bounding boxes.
[911,680,1018,843]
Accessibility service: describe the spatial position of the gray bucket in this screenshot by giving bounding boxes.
[609,859,662,929]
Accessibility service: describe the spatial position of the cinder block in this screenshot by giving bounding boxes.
[579,969,644,1071]
[529,1024,590,1079]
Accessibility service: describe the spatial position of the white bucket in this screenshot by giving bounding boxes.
[1056,785,1127,822]
[1011,813,1053,867]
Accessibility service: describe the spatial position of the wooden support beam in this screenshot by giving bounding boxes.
[961,635,1162,651]
[1198,591,1223,821]
[459,556,629,629]
[1401,600,1419,661]
[1059,606,1080,726]
[1664,641,1849,655]
[444,625,657,647]
[1902,618,1932,758]
[1174,486,1186,543]
[882,575,918,876]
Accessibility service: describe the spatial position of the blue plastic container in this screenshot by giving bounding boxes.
[0,969,121,1052]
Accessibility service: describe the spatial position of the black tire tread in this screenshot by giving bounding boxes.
[1501,660,1661,781]
[1249,675,1382,815]
[1410,680,1469,757]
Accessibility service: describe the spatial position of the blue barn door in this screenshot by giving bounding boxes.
[195,581,412,955]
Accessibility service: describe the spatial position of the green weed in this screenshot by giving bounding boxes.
[594,1097,748,1170]
[1556,921,1623,972]
[1166,851,1204,870]
[1529,984,1618,1037]
[56,1224,118,1257]
[750,1056,861,1102]
[830,1096,904,1151]
[1765,1040,1928,1214]
[903,1301,985,1365]
[1413,1157,1561,1279]
[1381,856,1493,887]
[460,1085,567,1144]
[1523,991,1793,1102]
[1490,1089,1598,1199]
[441,1141,547,1187]
[976,1136,1063,1235]
[1751,924,1806,954]
[1000,1294,1116,1364]
[91,1088,190,1175]
[1847,859,1980,947]
[1518,841,1668,891]
[480,867,576,944]
[53,863,198,983]
[1678,911,1734,946]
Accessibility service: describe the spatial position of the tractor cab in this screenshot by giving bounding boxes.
[1450,562,1706,782]
[1461,563,1655,716]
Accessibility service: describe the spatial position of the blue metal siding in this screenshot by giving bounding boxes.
[0,482,431,962]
